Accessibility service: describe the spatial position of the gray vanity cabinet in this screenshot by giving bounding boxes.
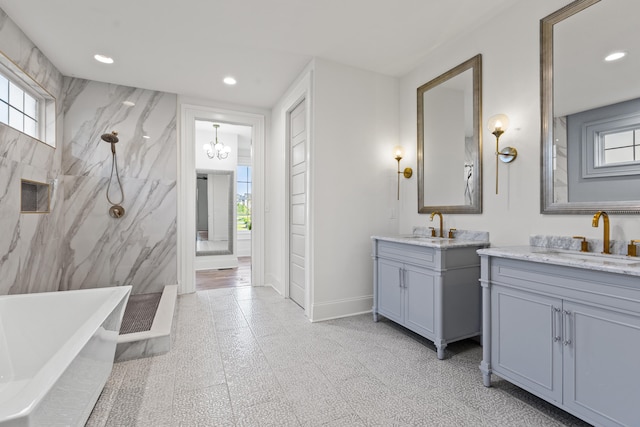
[562,300,640,425]
[376,257,436,338]
[481,255,640,426]
[490,284,563,402]
[372,238,485,359]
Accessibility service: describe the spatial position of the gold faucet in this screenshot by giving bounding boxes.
[592,211,610,254]
[429,211,444,238]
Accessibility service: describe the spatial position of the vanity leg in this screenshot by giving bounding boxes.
[436,344,446,360]
[373,311,379,322]
[480,256,492,387]
[482,372,492,387]
[480,361,492,387]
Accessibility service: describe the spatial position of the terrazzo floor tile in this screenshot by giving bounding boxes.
[171,384,234,426]
[233,398,300,427]
[88,286,595,426]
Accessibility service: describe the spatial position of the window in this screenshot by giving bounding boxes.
[237,165,252,231]
[600,128,640,166]
[572,102,640,179]
[0,51,55,147]
[0,70,41,139]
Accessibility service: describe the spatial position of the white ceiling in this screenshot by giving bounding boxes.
[0,0,516,108]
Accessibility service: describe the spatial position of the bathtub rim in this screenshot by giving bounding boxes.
[0,285,132,424]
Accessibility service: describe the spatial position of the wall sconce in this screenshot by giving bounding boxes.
[487,114,517,194]
[393,146,413,200]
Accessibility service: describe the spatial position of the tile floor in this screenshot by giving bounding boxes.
[87,286,591,426]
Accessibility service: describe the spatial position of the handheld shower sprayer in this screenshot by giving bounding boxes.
[101,131,119,154]
[102,131,125,218]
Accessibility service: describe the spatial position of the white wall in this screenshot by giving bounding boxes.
[312,59,399,319]
[268,59,400,321]
[399,0,640,246]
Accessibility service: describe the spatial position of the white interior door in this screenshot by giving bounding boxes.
[289,100,306,308]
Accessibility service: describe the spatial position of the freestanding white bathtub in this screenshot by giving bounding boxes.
[0,286,131,427]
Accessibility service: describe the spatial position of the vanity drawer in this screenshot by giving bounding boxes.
[489,257,640,313]
[377,241,436,268]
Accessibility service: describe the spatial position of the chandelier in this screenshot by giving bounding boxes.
[203,124,231,160]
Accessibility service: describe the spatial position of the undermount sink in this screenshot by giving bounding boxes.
[541,250,640,267]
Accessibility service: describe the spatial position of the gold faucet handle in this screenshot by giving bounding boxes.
[448,228,457,239]
[628,240,640,257]
[428,227,436,237]
[572,236,588,252]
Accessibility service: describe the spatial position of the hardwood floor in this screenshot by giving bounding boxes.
[195,256,251,291]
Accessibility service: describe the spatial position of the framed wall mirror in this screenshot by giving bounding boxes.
[417,54,482,214]
[196,170,234,255]
[541,0,640,214]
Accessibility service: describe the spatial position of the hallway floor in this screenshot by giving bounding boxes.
[87,286,589,426]
[196,257,252,291]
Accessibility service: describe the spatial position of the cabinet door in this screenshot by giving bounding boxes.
[491,285,563,403]
[403,264,435,338]
[563,301,640,426]
[377,258,403,324]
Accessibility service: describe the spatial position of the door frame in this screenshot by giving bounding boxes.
[177,101,266,294]
[282,70,314,319]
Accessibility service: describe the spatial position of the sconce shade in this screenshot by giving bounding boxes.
[487,114,510,133]
[393,145,404,160]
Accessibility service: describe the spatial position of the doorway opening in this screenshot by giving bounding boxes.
[194,120,253,290]
[178,103,265,295]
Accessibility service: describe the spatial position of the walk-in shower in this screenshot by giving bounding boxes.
[102,131,125,218]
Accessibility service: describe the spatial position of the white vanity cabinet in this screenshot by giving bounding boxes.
[480,252,640,427]
[372,237,487,359]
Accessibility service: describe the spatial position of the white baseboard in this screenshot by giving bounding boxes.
[311,295,373,322]
[265,273,282,295]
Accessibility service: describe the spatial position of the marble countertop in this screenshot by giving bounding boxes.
[372,234,490,249]
[478,246,640,277]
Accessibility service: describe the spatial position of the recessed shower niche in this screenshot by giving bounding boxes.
[20,179,50,213]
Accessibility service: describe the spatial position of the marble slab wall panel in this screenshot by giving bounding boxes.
[0,158,22,295]
[63,78,177,181]
[62,79,178,294]
[18,173,64,294]
[60,175,113,291]
[0,8,64,295]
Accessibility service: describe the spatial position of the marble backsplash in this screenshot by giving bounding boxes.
[530,234,629,256]
[413,226,489,242]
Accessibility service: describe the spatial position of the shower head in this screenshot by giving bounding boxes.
[101,131,119,144]
[101,131,119,154]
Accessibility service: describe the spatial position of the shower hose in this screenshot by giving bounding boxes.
[107,152,125,206]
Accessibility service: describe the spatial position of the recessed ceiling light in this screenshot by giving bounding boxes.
[605,51,626,62]
[142,135,150,139]
[94,54,114,64]
[223,77,237,85]
[122,101,135,107]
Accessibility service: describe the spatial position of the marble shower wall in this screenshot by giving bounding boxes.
[61,79,177,294]
[0,9,65,295]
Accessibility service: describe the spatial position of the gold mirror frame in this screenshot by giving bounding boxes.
[540,0,640,214]
[417,54,482,214]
